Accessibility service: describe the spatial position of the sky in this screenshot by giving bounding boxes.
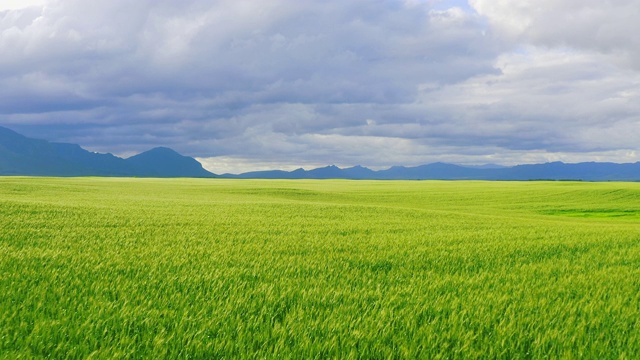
[1,0,639,173]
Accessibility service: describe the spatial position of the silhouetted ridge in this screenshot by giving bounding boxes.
[0,125,215,177]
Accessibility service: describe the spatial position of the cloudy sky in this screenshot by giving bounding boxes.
[1,0,639,173]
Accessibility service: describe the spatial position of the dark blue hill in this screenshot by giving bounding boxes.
[342,165,377,179]
[125,147,214,178]
[50,143,136,176]
[0,125,215,177]
[0,126,89,175]
[306,165,348,179]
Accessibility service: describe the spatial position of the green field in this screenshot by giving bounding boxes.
[1,177,640,358]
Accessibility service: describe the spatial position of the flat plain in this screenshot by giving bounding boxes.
[1,177,640,358]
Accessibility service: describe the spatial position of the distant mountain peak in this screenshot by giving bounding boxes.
[145,146,179,154]
[128,146,184,160]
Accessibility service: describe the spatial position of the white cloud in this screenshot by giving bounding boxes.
[0,0,47,11]
[469,0,640,68]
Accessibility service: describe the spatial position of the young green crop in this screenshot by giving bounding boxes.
[1,178,640,358]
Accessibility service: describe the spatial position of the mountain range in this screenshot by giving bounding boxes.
[0,126,213,177]
[226,162,640,181]
[2,125,640,181]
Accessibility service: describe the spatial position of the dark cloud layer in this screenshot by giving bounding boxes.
[1,0,639,173]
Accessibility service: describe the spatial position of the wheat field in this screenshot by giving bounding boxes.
[1,177,639,358]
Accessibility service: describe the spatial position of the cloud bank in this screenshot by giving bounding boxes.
[1,0,639,173]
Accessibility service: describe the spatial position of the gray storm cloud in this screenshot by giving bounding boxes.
[1,0,639,172]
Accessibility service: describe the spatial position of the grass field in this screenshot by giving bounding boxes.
[1,177,640,358]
